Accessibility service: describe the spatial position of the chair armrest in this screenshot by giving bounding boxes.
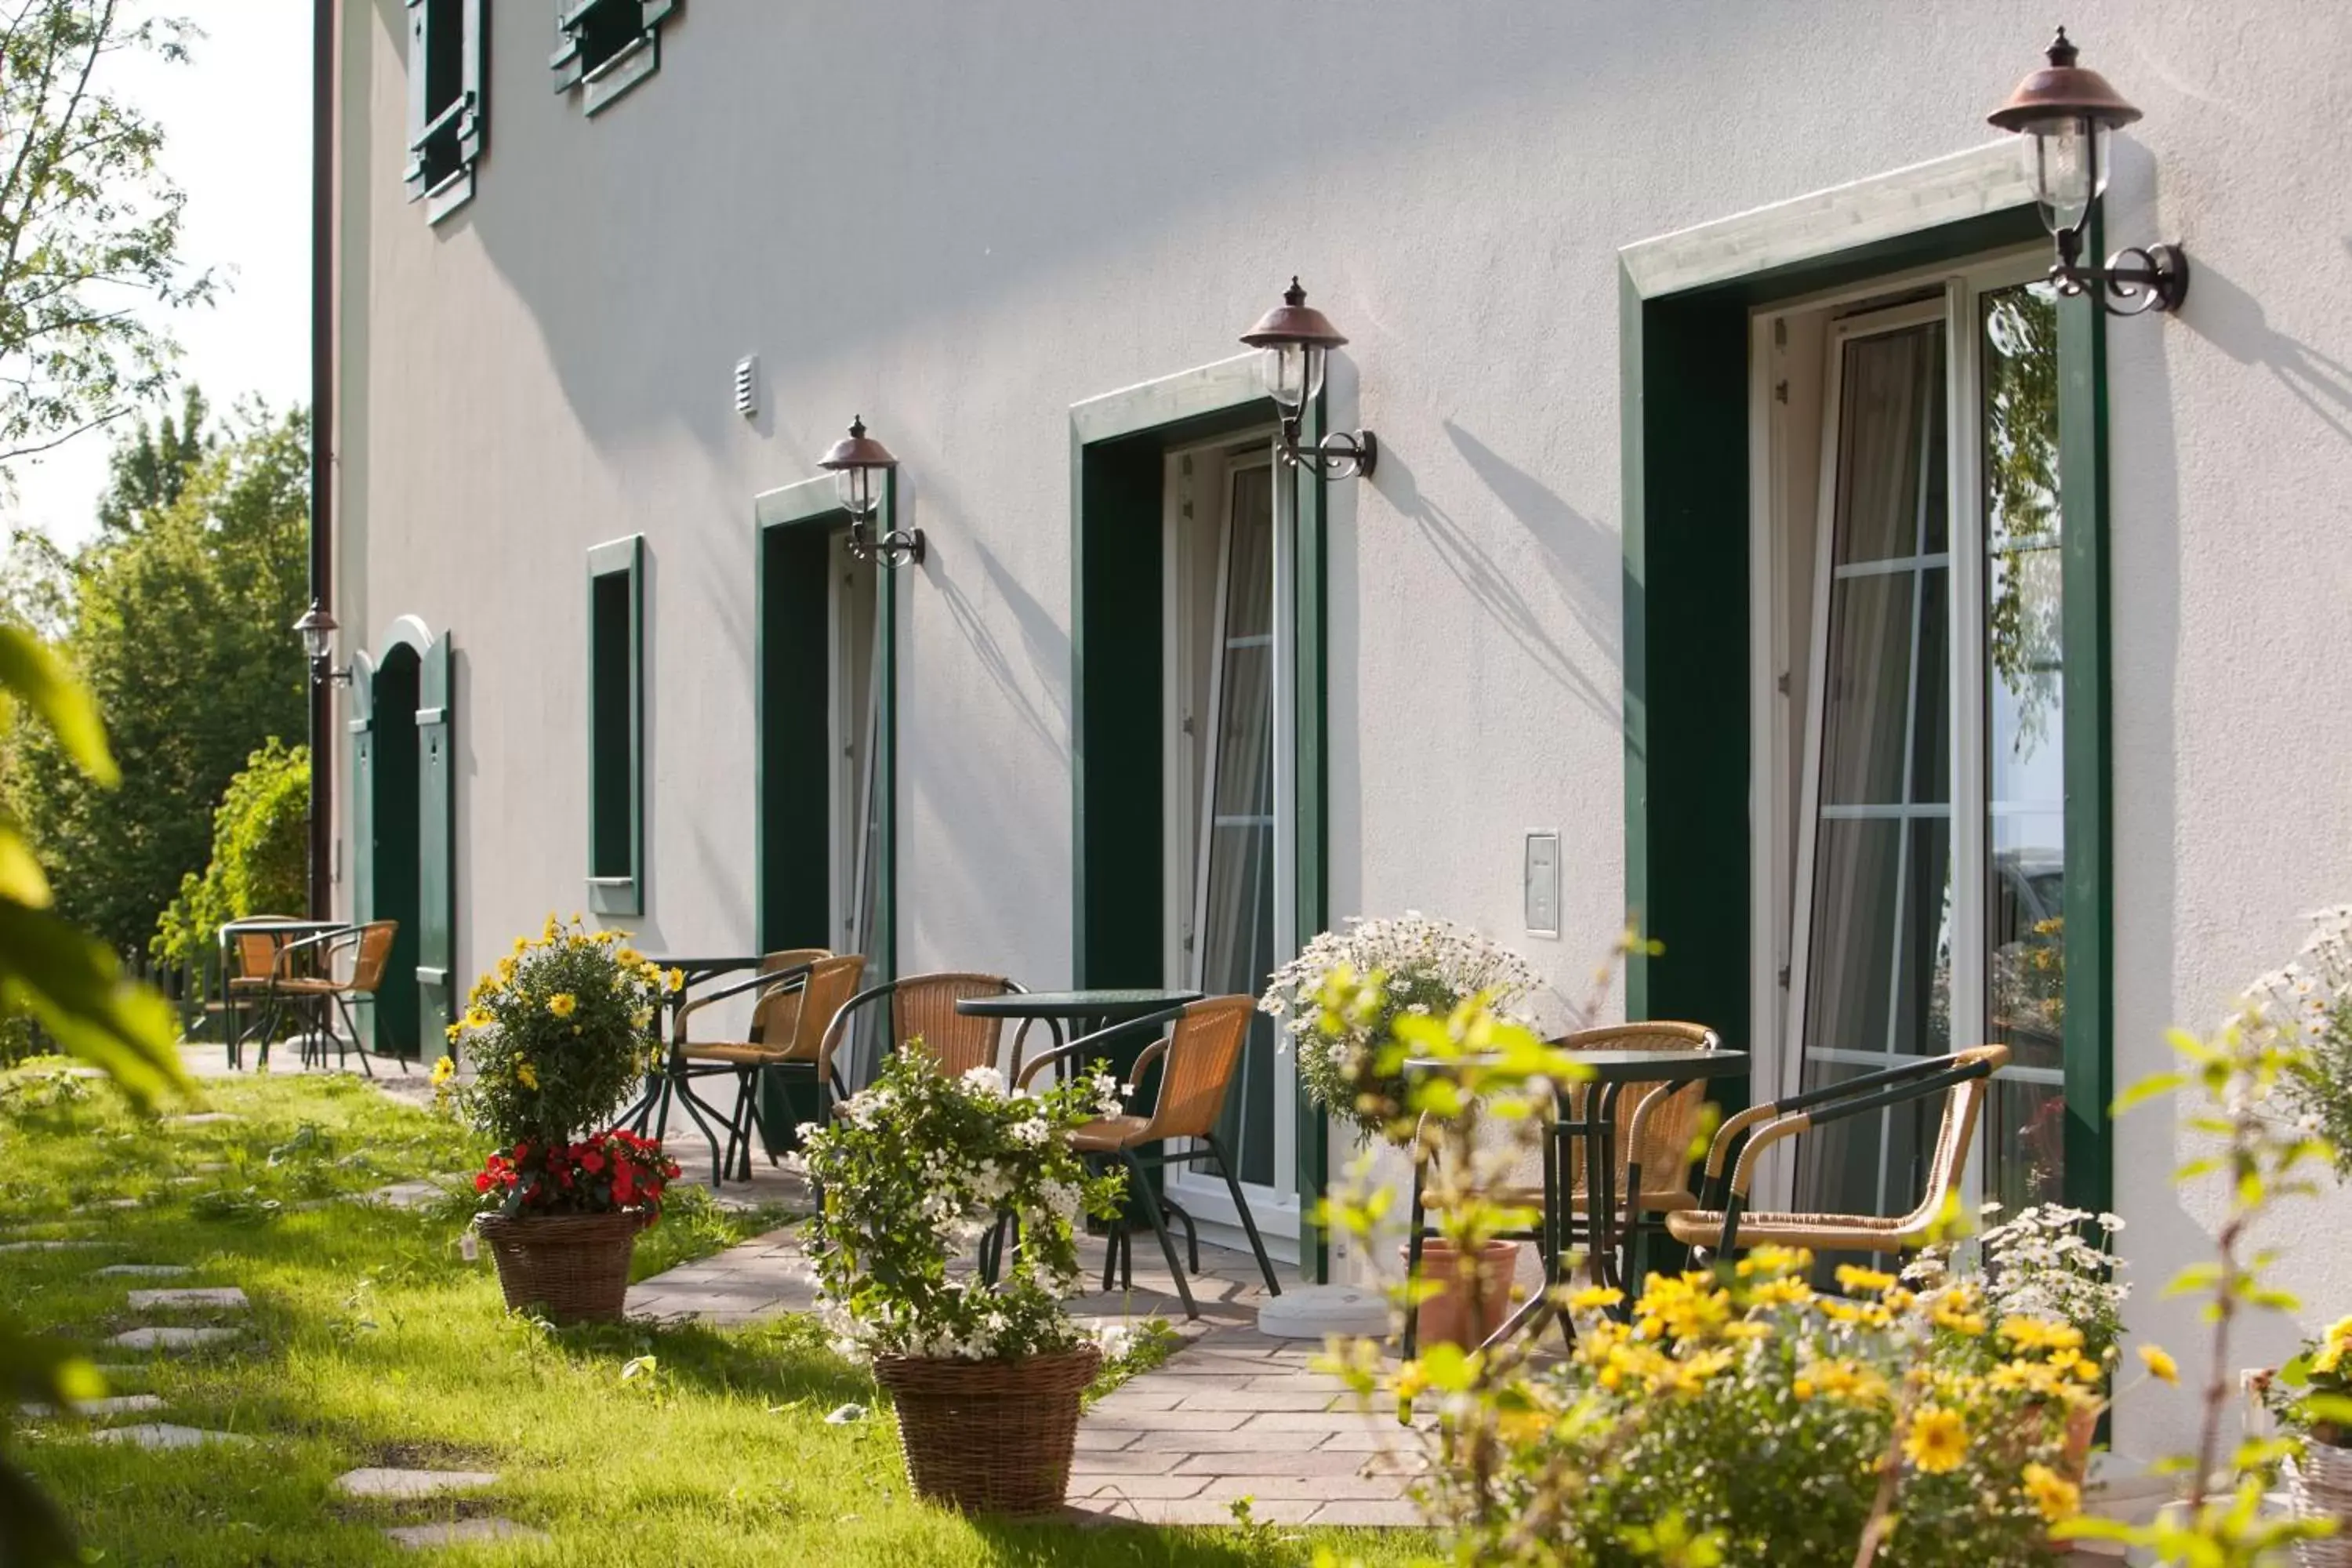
[1723,1055,1998,1199]
[817,981,898,1098]
[1059,1006,1189,1060]
[672,963,813,1045]
[1014,1042,1078,1090]
[271,927,350,980]
[1124,1040,1169,1099]
[1699,1103,1780,1181]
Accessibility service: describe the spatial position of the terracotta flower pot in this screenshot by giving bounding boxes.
[873,1346,1102,1515]
[477,1210,644,1324]
[1402,1238,1523,1349]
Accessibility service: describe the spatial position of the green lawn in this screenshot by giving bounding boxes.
[0,1066,1414,1565]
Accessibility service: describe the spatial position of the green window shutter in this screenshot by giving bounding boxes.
[405,0,485,213]
[417,633,458,1051]
[587,536,645,916]
[553,0,676,112]
[347,659,378,1057]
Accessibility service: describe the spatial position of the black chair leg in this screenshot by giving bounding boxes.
[1403,1155,1428,1360]
[1122,1149,1196,1319]
[1203,1135,1280,1298]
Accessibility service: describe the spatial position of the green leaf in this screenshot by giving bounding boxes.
[2112,1072,2187,1116]
[0,898,184,1109]
[0,623,114,786]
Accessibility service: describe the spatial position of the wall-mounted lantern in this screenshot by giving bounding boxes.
[1989,27,2187,317]
[819,416,925,568]
[1240,278,1377,479]
[292,600,352,688]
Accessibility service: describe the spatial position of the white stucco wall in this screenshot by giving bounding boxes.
[333,0,2352,1460]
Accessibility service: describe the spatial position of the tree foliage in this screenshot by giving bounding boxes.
[9,399,308,956]
[151,736,307,970]
[93,379,209,533]
[0,0,208,464]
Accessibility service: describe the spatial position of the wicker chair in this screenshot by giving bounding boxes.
[216,915,298,1065]
[1400,1020,1720,1358]
[1014,996,1281,1320]
[1664,1044,2009,1263]
[644,949,831,1181]
[671,952,864,1184]
[815,972,1056,1089]
[268,921,401,1076]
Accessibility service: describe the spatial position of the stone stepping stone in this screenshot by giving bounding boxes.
[93,1265,191,1278]
[20,1393,166,1418]
[358,1181,448,1209]
[386,1519,546,1550]
[334,1468,499,1500]
[107,1327,237,1351]
[100,1198,143,1210]
[0,1240,104,1253]
[126,1287,248,1311]
[92,1424,252,1450]
[172,1112,239,1125]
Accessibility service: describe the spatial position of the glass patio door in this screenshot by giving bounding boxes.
[1778,267,2069,1222]
[1166,443,1296,1246]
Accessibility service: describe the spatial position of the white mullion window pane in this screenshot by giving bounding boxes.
[1980,281,2068,1208]
[1795,320,1954,1224]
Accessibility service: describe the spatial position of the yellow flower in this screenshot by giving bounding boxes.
[430,1055,456,1087]
[512,935,528,956]
[444,1023,461,1043]
[1802,1358,1889,1405]
[1737,1245,1813,1278]
[1791,1377,1816,1401]
[1746,1275,1814,1308]
[1635,1272,1733,1343]
[547,993,578,1019]
[1835,1265,1897,1295]
[515,1062,539,1091]
[1820,1297,1893,1329]
[2137,1345,2179,1385]
[1393,1361,1428,1403]
[2315,1316,2352,1374]
[463,1007,493,1031]
[1931,1290,1989,1336]
[2021,1461,2080,1523]
[496,956,517,983]
[616,948,643,967]
[665,967,685,993]
[2000,1317,2085,1354]
[1567,1286,1625,1312]
[543,913,560,940]
[1904,1406,1968,1474]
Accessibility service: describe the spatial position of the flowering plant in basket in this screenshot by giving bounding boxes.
[441,914,682,1323]
[1260,911,1541,1139]
[800,1046,1126,1360]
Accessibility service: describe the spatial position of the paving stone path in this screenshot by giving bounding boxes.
[386,1519,547,1549]
[125,1287,249,1311]
[93,1264,191,1278]
[0,1240,104,1253]
[20,1394,165,1418]
[334,1468,500,1500]
[107,1326,238,1351]
[93,1423,253,1450]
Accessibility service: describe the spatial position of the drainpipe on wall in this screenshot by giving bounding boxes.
[306,0,334,919]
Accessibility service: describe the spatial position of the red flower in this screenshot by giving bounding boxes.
[474,1172,493,1193]
[579,1150,606,1174]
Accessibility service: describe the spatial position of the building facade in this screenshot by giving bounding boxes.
[325,1,2352,1458]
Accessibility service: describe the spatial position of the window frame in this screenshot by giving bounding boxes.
[552,0,678,116]
[404,0,486,223]
[586,535,646,916]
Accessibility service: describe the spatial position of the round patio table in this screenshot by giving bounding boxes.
[1404,1046,1749,1348]
[620,955,767,1177]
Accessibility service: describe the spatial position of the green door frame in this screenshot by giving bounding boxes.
[1069,354,1334,1281]
[753,473,899,982]
[348,614,442,1062]
[1616,141,2113,1213]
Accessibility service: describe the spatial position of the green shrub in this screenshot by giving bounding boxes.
[151,738,307,970]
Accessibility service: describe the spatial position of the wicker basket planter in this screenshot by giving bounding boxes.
[477,1210,645,1324]
[2290,1439,2352,1566]
[873,1345,1102,1515]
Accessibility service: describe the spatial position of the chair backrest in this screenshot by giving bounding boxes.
[233,919,294,978]
[1559,1021,1720,1192]
[779,954,868,1065]
[890,973,1017,1077]
[346,921,400,994]
[750,949,833,1044]
[1140,996,1257,1143]
[1896,1044,2009,1225]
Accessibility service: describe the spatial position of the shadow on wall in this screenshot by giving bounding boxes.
[2184,258,2352,444]
[1367,434,1619,728]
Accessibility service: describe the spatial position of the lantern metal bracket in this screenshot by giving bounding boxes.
[2050,229,2189,317]
[847,517,927,568]
[1277,418,1377,480]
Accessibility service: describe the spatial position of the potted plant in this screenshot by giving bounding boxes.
[445,914,681,1323]
[2263,1317,2352,1563]
[800,1047,1127,1515]
[1906,1201,2129,1478]
[1263,913,1541,1346]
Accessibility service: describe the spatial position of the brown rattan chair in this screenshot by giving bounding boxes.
[675,953,866,1183]
[216,915,298,1065]
[1013,995,1282,1319]
[270,921,400,1076]
[815,971,1060,1089]
[1400,1020,1721,1358]
[646,949,833,1182]
[1664,1044,2009,1263]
